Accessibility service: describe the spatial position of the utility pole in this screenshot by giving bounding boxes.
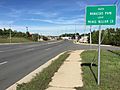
[75,24,77,40]
[98,25,101,85]
[26,27,28,32]
[83,0,88,43]
[38,33,39,42]
[115,0,119,32]
[26,26,30,38]
[9,25,12,43]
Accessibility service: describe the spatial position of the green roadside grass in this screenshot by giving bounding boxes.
[77,50,120,90]
[17,52,70,90]
[0,37,33,43]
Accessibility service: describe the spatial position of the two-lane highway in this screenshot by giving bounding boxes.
[0,40,69,90]
[0,40,120,90]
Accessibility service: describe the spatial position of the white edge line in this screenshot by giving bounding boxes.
[45,48,51,51]
[25,48,35,51]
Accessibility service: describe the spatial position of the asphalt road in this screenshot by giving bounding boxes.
[0,40,120,90]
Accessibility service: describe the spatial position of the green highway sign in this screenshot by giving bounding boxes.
[86,5,116,25]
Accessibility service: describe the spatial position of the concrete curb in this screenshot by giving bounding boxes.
[74,42,111,47]
[6,51,66,90]
[0,43,22,45]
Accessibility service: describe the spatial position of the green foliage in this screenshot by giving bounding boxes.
[17,52,69,90]
[0,28,43,42]
[26,31,31,38]
[60,33,76,39]
[60,33,76,37]
[0,37,32,43]
[88,28,120,46]
[77,50,120,90]
[31,34,39,41]
[42,36,49,41]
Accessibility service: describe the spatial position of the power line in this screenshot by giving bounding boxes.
[114,0,120,6]
[114,0,118,5]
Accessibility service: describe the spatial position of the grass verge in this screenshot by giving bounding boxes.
[77,50,120,90]
[17,52,69,90]
[0,37,33,43]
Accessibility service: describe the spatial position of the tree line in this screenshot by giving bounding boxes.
[60,33,81,39]
[0,28,49,41]
[88,28,120,46]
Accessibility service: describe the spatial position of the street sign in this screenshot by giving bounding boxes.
[86,5,116,25]
[85,5,117,85]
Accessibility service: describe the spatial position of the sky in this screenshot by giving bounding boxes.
[0,0,120,36]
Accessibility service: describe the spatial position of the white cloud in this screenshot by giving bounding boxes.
[59,7,84,12]
[0,24,86,35]
[117,15,120,20]
[24,15,84,25]
[0,20,14,26]
[7,9,25,18]
[76,0,87,10]
[24,18,54,23]
[28,10,58,18]
[0,5,25,18]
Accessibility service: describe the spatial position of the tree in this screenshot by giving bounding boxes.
[32,34,39,41]
[115,28,120,46]
[42,36,49,41]
[0,29,3,36]
[87,28,120,46]
[26,31,31,38]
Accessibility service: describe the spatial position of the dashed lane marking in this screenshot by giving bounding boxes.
[0,61,8,66]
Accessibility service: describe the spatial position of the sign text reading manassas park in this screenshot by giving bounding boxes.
[86,5,116,25]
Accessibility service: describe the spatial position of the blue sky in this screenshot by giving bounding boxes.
[0,0,119,35]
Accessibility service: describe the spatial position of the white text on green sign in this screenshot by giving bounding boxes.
[86,5,116,25]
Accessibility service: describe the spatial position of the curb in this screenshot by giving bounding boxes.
[6,51,66,90]
[74,42,111,47]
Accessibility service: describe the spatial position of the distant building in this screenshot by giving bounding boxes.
[47,36,55,40]
[79,36,88,43]
[61,37,71,40]
[39,38,44,41]
[47,36,60,40]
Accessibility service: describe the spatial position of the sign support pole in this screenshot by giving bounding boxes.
[86,5,116,86]
[98,25,101,85]
[90,25,92,49]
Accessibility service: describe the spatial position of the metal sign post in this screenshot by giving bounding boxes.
[98,25,101,85]
[86,5,116,85]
